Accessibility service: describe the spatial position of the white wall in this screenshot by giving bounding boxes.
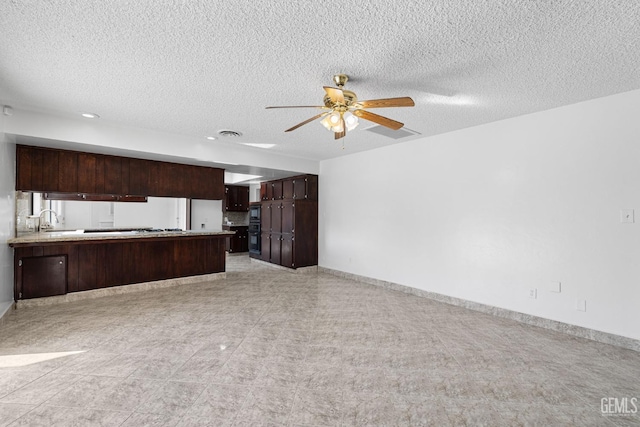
[319,89,640,341]
[114,197,182,229]
[249,183,261,203]
[58,200,106,229]
[191,199,223,231]
[57,198,188,230]
[0,113,15,316]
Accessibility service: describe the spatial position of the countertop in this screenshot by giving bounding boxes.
[8,229,235,246]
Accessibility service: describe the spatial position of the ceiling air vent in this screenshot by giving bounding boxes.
[364,125,420,140]
[218,129,243,137]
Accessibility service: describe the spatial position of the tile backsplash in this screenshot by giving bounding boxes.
[15,191,31,233]
[224,211,249,225]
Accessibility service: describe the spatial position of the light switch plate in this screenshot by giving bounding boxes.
[576,299,587,312]
[620,209,634,223]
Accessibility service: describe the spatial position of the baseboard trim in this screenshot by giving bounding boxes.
[250,258,318,274]
[0,301,15,326]
[318,266,640,352]
[15,272,227,309]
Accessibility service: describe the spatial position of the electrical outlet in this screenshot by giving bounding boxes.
[576,299,587,312]
[620,209,634,223]
[528,288,537,299]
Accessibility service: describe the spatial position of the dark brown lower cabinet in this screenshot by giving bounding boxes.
[20,255,67,299]
[280,233,293,268]
[269,233,282,265]
[222,226,248,253]
[260,232,312,269]
[260,232,270,261]
[12,235,228,300]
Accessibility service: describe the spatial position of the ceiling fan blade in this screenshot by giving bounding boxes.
[323,86,345,104]
[357,97,415,108]
[266,106,326,109]
[334,117,346,139]
[284,112,329,132]
[353,110,404,130]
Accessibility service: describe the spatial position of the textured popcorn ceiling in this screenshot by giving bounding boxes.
[0,1,639,161]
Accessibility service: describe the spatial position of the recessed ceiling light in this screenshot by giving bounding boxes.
[81,112,99,119]
[243,143,275,149]
[206,136,217,140]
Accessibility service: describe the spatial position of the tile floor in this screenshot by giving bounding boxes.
[0,254,638,426]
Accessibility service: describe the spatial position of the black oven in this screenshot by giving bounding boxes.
[248,223,260,254]
[248,215,261,254]
[249,231,261,254]
[249,205,261,223]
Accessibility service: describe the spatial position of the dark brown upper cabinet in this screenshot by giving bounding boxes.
[282,179,294,199]
[266,182,274,200]
[57,150,78,192]
[255,174,318,203]
[16,145,224,200]
[294,175,318,200]
[272,180,283,200]
[128,158,151,196]
[103,156,125,195]
[16,145,43,191]
[77,153,98,193]
[224,185,249,212]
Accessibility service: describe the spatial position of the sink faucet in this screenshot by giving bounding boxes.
[38,209,60,231]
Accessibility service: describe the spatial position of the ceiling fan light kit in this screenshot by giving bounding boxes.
[266,74,414,143]
[320,111,354,133]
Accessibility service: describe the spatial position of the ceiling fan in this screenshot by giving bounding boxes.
[266,74,415,140]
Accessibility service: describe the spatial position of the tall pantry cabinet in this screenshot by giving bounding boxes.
[257,174,318,269]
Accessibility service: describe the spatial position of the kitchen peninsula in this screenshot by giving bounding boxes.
[11,144,234,302]
[8,229,234,301]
